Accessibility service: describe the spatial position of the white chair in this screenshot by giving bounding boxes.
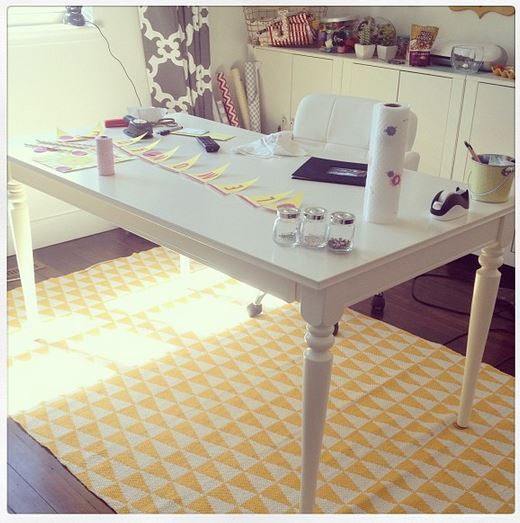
[247,94,420,321]
[292,93,420,170]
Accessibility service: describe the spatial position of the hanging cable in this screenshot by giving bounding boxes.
[86,20,143,106]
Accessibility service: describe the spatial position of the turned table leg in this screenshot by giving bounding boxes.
[8,176,39,325]
[457,243,504,428]
[300,323,334,513]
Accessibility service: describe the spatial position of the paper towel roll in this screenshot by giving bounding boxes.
[363,103,410,224]
[95,135,115,176]
[231,68,250,130]
[244,61,261,132]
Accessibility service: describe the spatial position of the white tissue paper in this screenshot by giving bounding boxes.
[232,131,309,158]
[363,103,410,224]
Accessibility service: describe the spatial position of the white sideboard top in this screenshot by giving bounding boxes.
[250,45,515,88]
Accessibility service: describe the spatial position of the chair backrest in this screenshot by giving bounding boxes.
[292,94,418,153]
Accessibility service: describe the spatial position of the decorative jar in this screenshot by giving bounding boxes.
[327,212,355,253]
[300,207,328,249]
[272,206,300,247]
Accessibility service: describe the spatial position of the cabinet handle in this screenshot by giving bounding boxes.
[289,119,294,130]
[280,116,287,131]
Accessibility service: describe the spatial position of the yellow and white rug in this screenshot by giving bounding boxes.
[7,247,514,513]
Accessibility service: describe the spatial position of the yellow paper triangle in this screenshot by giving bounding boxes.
[238,190,293,208]
[211,177,259,194]
[186,163,230,183]
[125,138,161,155]
[263,191,304,211]
[143,145,180,163]
[163,153,202,172]
[114,133,148,147]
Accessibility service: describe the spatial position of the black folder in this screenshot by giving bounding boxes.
[291,157,367,186]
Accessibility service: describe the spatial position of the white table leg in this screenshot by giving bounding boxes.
[179,254,190,275]
[8,176,39,324]
[300,322,334,513]
[457,242,504,428]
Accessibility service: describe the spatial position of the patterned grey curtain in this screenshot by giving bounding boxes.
[138,6,213,119]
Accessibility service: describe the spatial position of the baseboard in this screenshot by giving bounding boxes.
[7,209,116,256]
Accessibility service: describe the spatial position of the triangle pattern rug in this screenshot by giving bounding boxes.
[7,247,514,514]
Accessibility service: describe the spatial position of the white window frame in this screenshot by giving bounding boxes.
[7,6,67,27]
[7,6,94,27]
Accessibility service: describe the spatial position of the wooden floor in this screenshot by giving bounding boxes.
[6,228,515,514]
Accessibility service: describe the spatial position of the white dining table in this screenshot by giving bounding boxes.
[7,113,514,513]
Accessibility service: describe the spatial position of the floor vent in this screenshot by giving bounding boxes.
[7,261,46,281]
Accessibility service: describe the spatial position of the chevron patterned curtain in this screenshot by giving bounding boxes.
[138,6,213,119]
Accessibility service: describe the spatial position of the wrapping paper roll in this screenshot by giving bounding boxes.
[95,135,115,176]
[363,103,410,224]
[244,61,261,133]
[231,68,250,130]
[216,100,230,125]
[216,72,240,127]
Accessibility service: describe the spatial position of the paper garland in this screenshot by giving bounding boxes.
[238,191,293,208]
[48,124,304,210]
[185,163,230,183]
[163,154,202,172]
[141,146,180,164]
[262,191,304,211]
[210,177,259,195]
[57,123,104,142]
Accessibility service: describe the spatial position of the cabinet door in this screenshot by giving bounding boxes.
[398,72,452,177]
[469,83,515,160]
[348,63,399,101]
[254,48,293,134]
[290,54,334,121]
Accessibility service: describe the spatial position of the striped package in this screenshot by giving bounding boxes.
[216,72,240,127]
[268,11,316,47]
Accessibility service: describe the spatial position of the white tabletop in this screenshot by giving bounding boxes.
[8,114,514,289]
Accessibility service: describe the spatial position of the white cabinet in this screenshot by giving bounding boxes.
[453,80,515,183]
[291,54,335,121]
[253,47,339,133]
[347,63,399,101]
[398,71,464,178]
[254,48,293,134]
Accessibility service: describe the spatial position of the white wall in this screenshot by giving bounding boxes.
[209,6,249,74]
[7,5,252,256]
[327,6,515,64]
[7,6,151,255]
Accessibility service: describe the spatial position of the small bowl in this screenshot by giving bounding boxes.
[450,46,483,74]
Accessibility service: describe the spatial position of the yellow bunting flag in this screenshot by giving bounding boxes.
[114,133,148,147]
[262,191,304,211]
[163,153,202,172]
[124,139,161,155]
[56,128,87,142]
[185,163,230,183]
[238,191,293,208]
[211,177,259,195]
[57,123,104,142]
[82,122,104,138]
[207,132,235,142]
[141,145,180,164]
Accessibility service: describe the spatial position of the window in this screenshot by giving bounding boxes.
[7,6,67,26]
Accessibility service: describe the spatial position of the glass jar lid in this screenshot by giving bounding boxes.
[277,206,300,219]
[320,16,357,23]
[303,207,326,221]
[330,211,355,225]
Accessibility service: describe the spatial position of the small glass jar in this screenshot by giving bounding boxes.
[272,206,300,247]
[327,211,355,253]
[300,207,328,249]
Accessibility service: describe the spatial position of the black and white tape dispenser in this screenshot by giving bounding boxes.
[430,187,469,221]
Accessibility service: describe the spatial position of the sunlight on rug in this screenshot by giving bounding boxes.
[7,247,514,514]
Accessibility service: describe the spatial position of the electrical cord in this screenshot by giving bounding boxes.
[86,21,143,106]
[411,272,515,348]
